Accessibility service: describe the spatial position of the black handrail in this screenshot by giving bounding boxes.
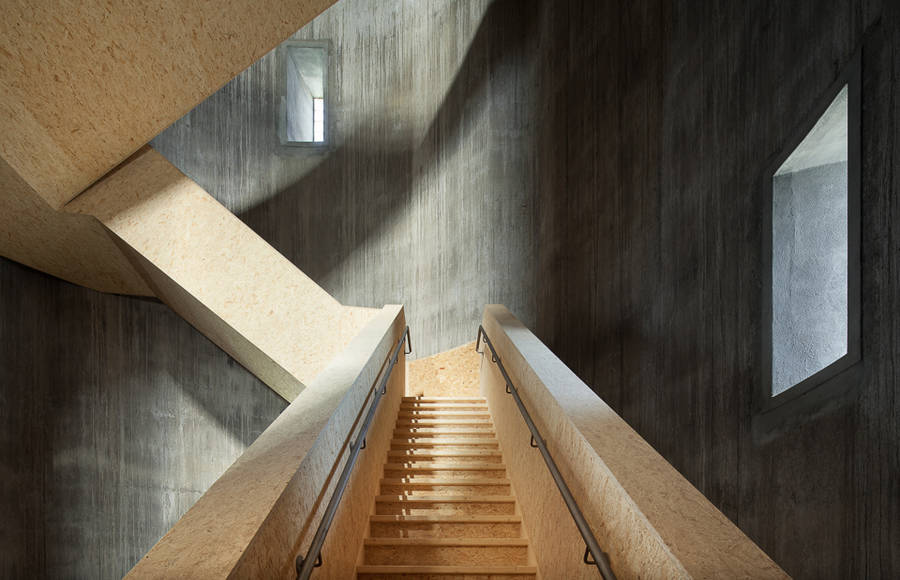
[295,326,411,579]
[476,325,617,580]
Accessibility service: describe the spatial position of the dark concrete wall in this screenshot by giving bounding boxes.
[531,1,897,578]
[151,0,537,358]
[0,257,285,578]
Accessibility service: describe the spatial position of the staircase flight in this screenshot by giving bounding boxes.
[357,396,538,579]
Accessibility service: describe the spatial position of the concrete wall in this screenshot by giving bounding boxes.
[151,0,537,358]
[0,257,286,578]
[530,1,898,578]
[772,161,849,395]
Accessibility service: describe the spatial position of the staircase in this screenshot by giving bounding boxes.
[357,396,538,579]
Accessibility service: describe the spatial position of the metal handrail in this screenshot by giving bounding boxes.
[476,325,617,580]
[295,326,411,579]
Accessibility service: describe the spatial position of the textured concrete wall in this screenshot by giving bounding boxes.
[151,0,537,358]
[530,1,898,578]
[772,161,849,395]
[0,257,286,578]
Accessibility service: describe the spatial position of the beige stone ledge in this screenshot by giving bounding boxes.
[0,156,151,295]
[479,304,789,579]
[67,147,376,400]
[126,305,406,579]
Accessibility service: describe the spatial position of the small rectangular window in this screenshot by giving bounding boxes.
[284,44,327,144]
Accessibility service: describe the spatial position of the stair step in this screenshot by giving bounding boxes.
[391,439,499,449]
[370,514,522,539]
[380,478,511,496]
[384,464,507,480]
[394,428,496,437]
[398,410,491,418]
[393,435,497,442]
[396,419,494,428]
[381,477,510,484]
[357,564,537,579]
[400,402,488,410]
[387,450,503,463]
[363,537,530,566]
[374,495,517,516]
[402,397,486,402]
[370,515,521,522]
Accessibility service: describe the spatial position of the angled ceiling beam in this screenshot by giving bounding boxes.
[0,0,338,209]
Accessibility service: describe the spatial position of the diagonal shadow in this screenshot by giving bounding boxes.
[237,0,540,289]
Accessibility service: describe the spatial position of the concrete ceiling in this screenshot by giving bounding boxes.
[0,0,338,293]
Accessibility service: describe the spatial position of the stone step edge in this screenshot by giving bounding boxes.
[381,478,510,485]
[369,514,521,523]
[357,564,537,575]
[375,495,516,503]
[364,537,529,546]
[402,397,486,402]
[383,463,507,470]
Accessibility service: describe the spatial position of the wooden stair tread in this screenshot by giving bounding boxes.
[402,397,486,402]
[369,514,521,523]
[398,409,491,417]
[391,440,498,446]
[387,450,502,457]
[391,438,497,444]
[394,419,494,429]
[394,431,496,437]
[383,463,506,470]
[381,478,510,485]
[364,537,529,546]
[376,495,516,502]
[400,403,488,409]
[357,565,537,574]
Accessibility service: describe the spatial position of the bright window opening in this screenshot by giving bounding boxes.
[285,44,326,144]
[313,97,325,143]
[770,86,849,396]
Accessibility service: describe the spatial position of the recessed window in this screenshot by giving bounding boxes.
[283,43,327,145]
[763,55,861,408]
[771,87,849,396]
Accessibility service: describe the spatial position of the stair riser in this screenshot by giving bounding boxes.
[381,484,512,495]
[370,521,522,538]
[375,502,516,516]
[384,469,508,480]
[364,545,530,566]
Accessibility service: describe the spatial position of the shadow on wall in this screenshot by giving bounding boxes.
[0,257,285,578]
[230,0,540,355]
